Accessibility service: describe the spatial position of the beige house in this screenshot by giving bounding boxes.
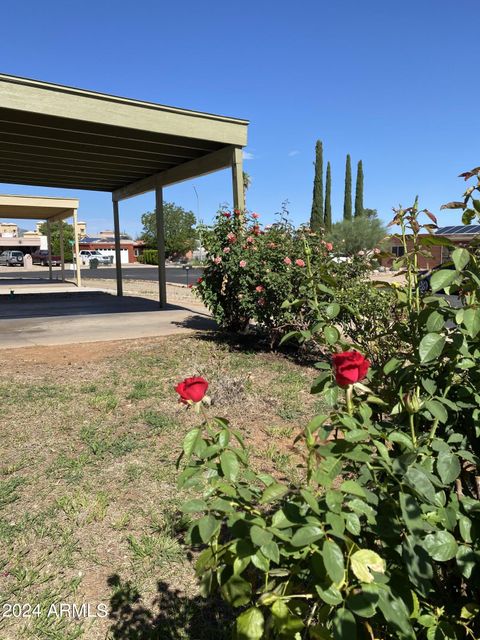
[0,222,18,237]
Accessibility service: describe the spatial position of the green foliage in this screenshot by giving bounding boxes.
[324,161,332,232]
[354,160,364,218]
[38,221,74,261]
[141,249,159,265]
[179,172,480,639]
[140,202,196,258]
[328,214,386,255]
[343,154,352,221]
[310,140,324,232]
[195,207,329,337]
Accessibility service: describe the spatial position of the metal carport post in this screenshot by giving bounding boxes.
[111,145,245,309]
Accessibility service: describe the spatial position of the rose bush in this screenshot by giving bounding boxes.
[195,207,336,343]
[178,171,480,639]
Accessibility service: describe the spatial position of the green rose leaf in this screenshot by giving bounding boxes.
[325,302,341,319]
[425,399,448,423]
[351,549,385,583]
[315,583,343,606]
[332,608,357,640]
[423,530,458,561]
[291,525,324,547]
[183,427,202,457]
[260,482,288,503]
[419,333,446,363]
[181,498,208,513]
[220,450,239,481]
[430,269,458,293]
[451,247,470,271]
[462,308,480,338]
[235,607,264,640]
[437,450,461,484]
[323,539,345,584]
[324,325,340,345]
[250,524,273,547]
[198,515,219,543]
[340,479,366,498]
[221,574,252,607]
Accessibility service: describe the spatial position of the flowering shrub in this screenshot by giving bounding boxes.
[178,173,480,639]
[196,208,333,341]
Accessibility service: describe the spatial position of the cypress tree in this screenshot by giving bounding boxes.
[343,154,352,221]
[310,140,324,232]
[355,160,364,218]
[324,161,332,231]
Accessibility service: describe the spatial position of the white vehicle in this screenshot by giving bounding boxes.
[78,250,111,265]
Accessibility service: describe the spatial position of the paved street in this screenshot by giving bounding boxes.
[0,265,203,286]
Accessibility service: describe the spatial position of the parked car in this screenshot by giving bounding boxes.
[32,249,62,266]
[0,250,24,266]
[418,262,455,294]
[78,250,111,265]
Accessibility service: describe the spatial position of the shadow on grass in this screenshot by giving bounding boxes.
[187,328,323,368]
[107,574,232,640]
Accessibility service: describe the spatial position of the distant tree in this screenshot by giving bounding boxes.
[324,161,332,231]
[243,171,252,205]
[327,211,386,255]
[140,202,196,258]
[343,154,352,221]
[38,221,75,261]
[310,140,324,232]
[363,208,378,219]
[355,160,364,218]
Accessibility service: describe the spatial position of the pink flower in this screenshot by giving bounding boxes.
[295,259,305,267]
[255,285,264,292]
[252,212,260,219]
[233,208,241,216]
[357,250,365,256]
[222,212,231,218]
[239,260,247,268]
[213,256,222,264]
[246,236,254,244]
[258,297,266,306]
[284,257,292,265]
[325,242,333,252]
[223,247,231,253]
[227,232,236,243]
[374,247,381,255]
[267,242,276,249]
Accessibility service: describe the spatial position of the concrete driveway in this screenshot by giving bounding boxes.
[0,286,215,348]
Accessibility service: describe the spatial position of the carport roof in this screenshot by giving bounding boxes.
[0,194,79,221]
[0,73,248,197]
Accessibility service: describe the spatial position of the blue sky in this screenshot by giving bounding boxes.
[0,0,478,237]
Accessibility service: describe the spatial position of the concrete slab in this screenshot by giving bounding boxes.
[0,290,216,348]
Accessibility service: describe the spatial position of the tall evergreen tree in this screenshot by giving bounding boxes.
[355,160,364,218]
[343,154,352,221]
[310,140,324,232]
[324,161,332,231]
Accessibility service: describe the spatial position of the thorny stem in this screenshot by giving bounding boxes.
[409,413,418,448]
[346,385,354,415]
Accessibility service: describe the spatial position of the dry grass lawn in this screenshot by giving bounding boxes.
[0,334,325,639]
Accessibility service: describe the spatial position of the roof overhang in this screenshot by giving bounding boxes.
[0,194,79,221]
[0,74,248,198]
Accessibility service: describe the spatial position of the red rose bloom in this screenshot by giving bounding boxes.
[332,351,370,387]
[175,376,209,404]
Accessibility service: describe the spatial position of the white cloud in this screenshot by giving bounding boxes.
[243,151,255,160]
[288,150,300,157]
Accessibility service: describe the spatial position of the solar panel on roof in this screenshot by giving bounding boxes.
[436,224,480,235]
